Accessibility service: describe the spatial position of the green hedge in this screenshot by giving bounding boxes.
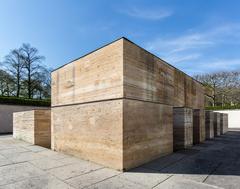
[206,105,240,110]
[0,96,50,107]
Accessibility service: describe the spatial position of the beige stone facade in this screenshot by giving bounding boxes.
[51,37,206,170]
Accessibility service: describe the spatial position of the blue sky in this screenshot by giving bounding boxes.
[0,0,240,76]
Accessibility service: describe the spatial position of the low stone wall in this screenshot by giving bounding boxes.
[13,109,51,148]
[0,104,49,134]
[173,107,193,151]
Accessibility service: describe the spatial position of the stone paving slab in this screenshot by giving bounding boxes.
[154,176,223,189]
[0,175,74,189]
[3,151,45,163]
[46,161,103,180]
[86,176,145,189]
[66,168,120,189]
[0,130,239,189]
[0,162,45,186]
[117,167,171,188]
[142,153,186,171]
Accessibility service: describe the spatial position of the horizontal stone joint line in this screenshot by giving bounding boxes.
[51,97,173,108]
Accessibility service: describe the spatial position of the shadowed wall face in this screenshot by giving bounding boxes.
[214,112,221,136]
[123,100,173,170]
[220,113,229,134]
[173,107,193,151]
[193,109,206,144]
[205,111,214,139]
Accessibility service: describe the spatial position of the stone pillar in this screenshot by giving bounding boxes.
[219,113,229,134]
[173,107,193,151]
[205,111,214,139]
[220,113,224,135]
[213,112,221,136]
[193,109,206,144]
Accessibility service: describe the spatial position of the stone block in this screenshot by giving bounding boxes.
[173,107,193,150]
[193,109,205,144]
[220,113,228,134]
[51,37,206,170]
[213,112,221,136]
[52,99,173,171]
[205,111,214,139]
[13,109,51,148]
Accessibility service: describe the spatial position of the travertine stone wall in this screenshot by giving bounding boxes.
[220,113,228,134]
[193,109,206,144]
[52,99,172,170]
[13,109,51,148]
[52,100,123,170]
[13,111,35,144]
[51,39,123,107]
[123,39,175,105]
[214,112,221,136]
[123,100,173,170]
[205,111,214,139]
[173,107,193,151]
[51,37,206,170]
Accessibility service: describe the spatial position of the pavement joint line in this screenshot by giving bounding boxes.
[28,160,74,171]
[202,162,222,183]
[0,149,32,156]
[0,160,30,168]
[0,162,13,168]
[48,173,79,189]
[142,155,186,173]
[80,172,123,189]
[157,154,190,173]
[21,145,48,152]
[52,166,105,181]
[152,175,174,189]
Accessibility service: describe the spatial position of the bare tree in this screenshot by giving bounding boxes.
[32,67,51,99]
[0,69,15,96]
[3,49,24,97]
[20,43,45,99]
[194,71,240,106]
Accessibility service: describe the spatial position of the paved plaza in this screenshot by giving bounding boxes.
[0,130,239,189]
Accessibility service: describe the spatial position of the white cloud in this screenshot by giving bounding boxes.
[183,58,240,76]
[147,33,214,55]
[145,23,240,68]
[198,59,240,71]
[120,7,173,20]
[165,53,201,63]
